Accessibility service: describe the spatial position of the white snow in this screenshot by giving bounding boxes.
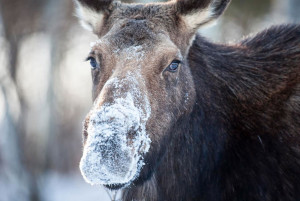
[39,172,118,201]
[80,70,151,186]
[122,45,144,60]
[184,92,189,103]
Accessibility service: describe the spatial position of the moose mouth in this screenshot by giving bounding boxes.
[80,92,151,188]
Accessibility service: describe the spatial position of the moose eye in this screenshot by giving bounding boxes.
[87,57,99,70]
[167,60,181,72]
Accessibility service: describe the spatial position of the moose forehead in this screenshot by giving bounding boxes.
[93,3,186,50]
[77,0,231,56]
[108,3,178,32]
[104,19,157,50]
[91,20,181,60]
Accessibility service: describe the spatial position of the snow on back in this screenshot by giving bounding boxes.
[80,54,151,186]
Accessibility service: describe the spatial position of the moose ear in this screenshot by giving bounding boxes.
[74,0,114,34]
[176,0,231,30]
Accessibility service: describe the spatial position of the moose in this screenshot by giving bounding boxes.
[75,0,300,200]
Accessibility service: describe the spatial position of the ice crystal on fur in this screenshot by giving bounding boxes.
[80,75,151,186]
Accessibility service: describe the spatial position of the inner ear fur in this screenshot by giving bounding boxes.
[176,0,231,30]
[74,0,114,34]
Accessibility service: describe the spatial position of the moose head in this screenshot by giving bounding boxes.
[76,0,230,189]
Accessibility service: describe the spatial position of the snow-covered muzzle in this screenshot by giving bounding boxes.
[80,75,151,187]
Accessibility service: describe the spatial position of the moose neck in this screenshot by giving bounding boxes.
[156,105,227,200]
[122,35,231,201]
[122,106,226,201]
[122,30,296,200]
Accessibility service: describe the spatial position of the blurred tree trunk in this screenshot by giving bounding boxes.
[0,1,32,201]
[288,0,300,23]
[0,84,30,201]
[43,0,74,172]
[0,0,50,200]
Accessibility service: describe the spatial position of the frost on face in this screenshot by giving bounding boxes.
[80,75,151,187]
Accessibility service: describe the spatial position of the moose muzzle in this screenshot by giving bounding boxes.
[80,76,151,186]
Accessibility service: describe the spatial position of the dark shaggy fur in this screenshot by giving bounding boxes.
[122,24,300,201]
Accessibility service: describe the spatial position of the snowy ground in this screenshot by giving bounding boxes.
[40,172,122,201]
[0,171,122,201]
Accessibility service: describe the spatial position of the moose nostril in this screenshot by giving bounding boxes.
[134,16,145,21]
[126,128,138,148]
[128,129,137,140]
[83,116,90,140]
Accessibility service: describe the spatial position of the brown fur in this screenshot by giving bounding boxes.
[75,0,300,200]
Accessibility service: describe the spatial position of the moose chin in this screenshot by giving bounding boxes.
[75,0,300,200]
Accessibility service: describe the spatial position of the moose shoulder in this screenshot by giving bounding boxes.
[75,0,300,200]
